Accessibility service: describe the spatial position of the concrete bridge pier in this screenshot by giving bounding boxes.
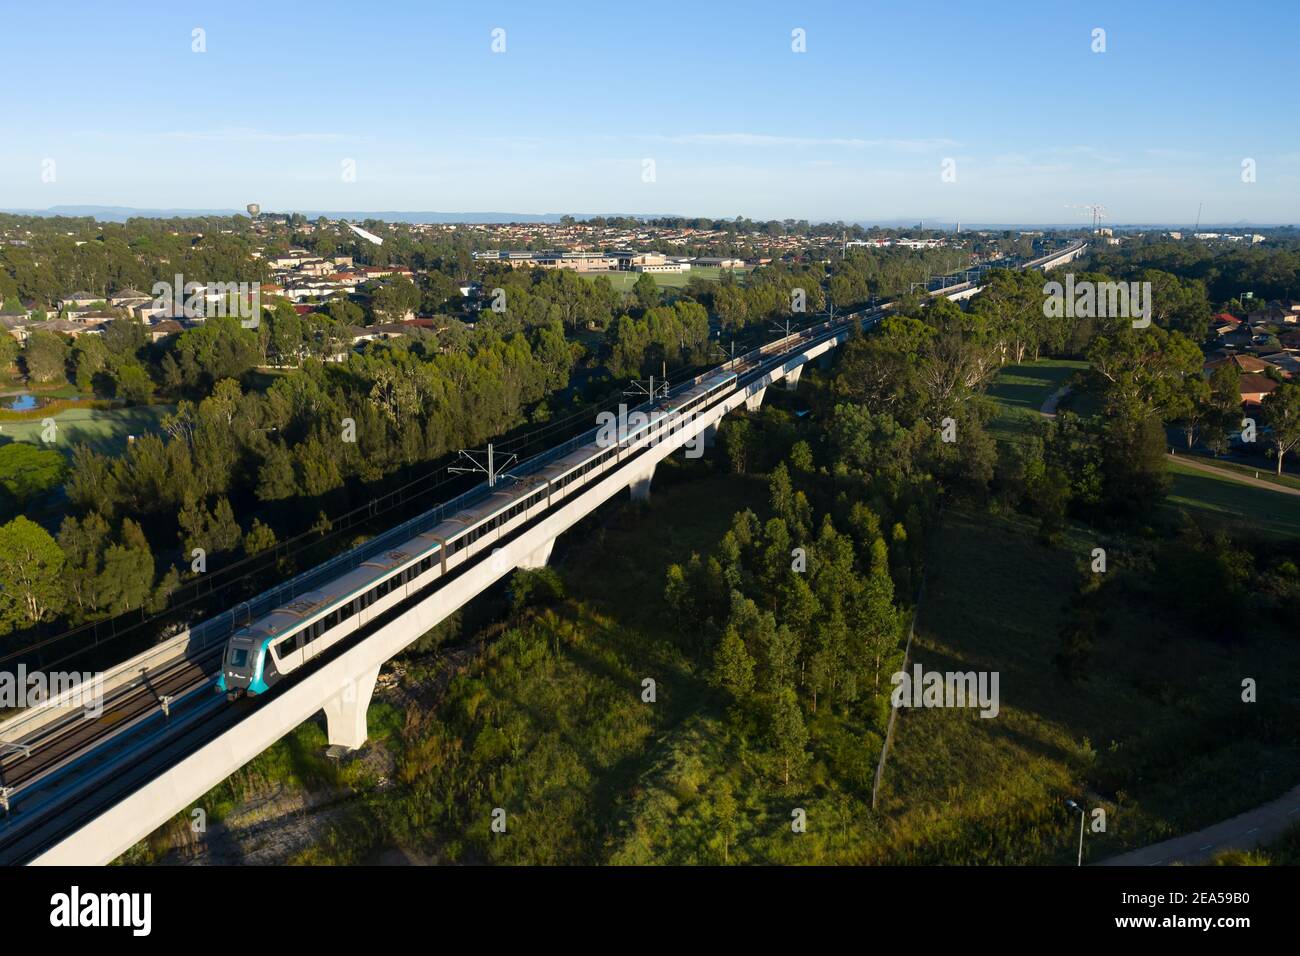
[630,462,657,501]
[744,388,766,412]
[701,421,719,447]
[782,365,803,390]
[322,663,381,751]
[518,538,555,569]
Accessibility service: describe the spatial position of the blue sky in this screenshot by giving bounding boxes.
[2,0,1297,224]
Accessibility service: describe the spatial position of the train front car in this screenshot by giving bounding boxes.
[217,626,269,698]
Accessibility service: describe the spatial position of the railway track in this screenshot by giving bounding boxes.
[0,242,1085,863]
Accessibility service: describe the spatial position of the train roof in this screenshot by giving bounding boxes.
[361,547,415,571]
[423,517,473,541]
[280,590,333,618]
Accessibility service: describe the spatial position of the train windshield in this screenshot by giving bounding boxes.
[229,647,248,668]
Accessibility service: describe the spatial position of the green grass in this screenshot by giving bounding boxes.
[877,505,1300,864]
[985,359,1089,440]
[565,461,769,628]
[985,360,1299,539]
[1164,460,1300,539]
[1208,822,1300,866]
[0,404,174,457]
[577,265,749,294]
[1168,452,1300,493]
[0,382,82,400]
[137,461,902,865]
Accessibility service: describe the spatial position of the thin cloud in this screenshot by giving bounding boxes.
[645,133,958,151]
[160,128,366,144]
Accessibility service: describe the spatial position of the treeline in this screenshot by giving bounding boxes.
[665,457,907,787]
[0,318,577,638]
[1089,239,1300,309]
[0,217,266,309]
[694,264,827,331]
[828,246,971,313]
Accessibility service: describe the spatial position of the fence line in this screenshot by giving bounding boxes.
[871,507,943,810]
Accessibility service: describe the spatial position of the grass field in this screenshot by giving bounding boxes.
[0,404,174,457]
[1168,451,1300,493]
[578,265,749,294]
[877,505,1300,863]
[984,360,1299,539]
[1164,460,1300,539]
[984,358,1089,440]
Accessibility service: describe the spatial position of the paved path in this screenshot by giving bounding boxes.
[1039,385,1071,417]
[1166,452,1300,497]
[1098,784,1300,865]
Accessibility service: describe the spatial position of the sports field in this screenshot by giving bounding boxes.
[578,265,749,293]
[0,405,174,457]
[1164,459,1300,538]
[984,358,1089,440]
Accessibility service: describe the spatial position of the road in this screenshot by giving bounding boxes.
[1166,452,1300,497]
[1098,784,1300,865]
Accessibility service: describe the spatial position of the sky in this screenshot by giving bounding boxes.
[2,0,1298,225]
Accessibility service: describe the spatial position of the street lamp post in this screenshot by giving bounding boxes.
[1065,799,1086,866]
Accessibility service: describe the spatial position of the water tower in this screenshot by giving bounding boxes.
[246,203,261,219]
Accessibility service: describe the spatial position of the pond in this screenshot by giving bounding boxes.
[2,393,84,412]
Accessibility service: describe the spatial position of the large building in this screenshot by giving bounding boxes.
[471,249,689,273]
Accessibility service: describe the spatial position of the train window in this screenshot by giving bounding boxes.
[326,610,339,629]
[230,648,248,668]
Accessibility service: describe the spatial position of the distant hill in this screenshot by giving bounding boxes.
[0,206,668,225]
[0,206,1293,230]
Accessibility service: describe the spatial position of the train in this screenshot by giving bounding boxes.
[218,312,864,698]
[218,365,753,697]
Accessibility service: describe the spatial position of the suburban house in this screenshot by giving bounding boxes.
[148,319,184,342]
[1209,312,1242,337]
[109,288,153,310]
[1205,353,1281,376]
[58,291,101,310]
[1239,372,1280,405]
[1260,352,1300,378]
